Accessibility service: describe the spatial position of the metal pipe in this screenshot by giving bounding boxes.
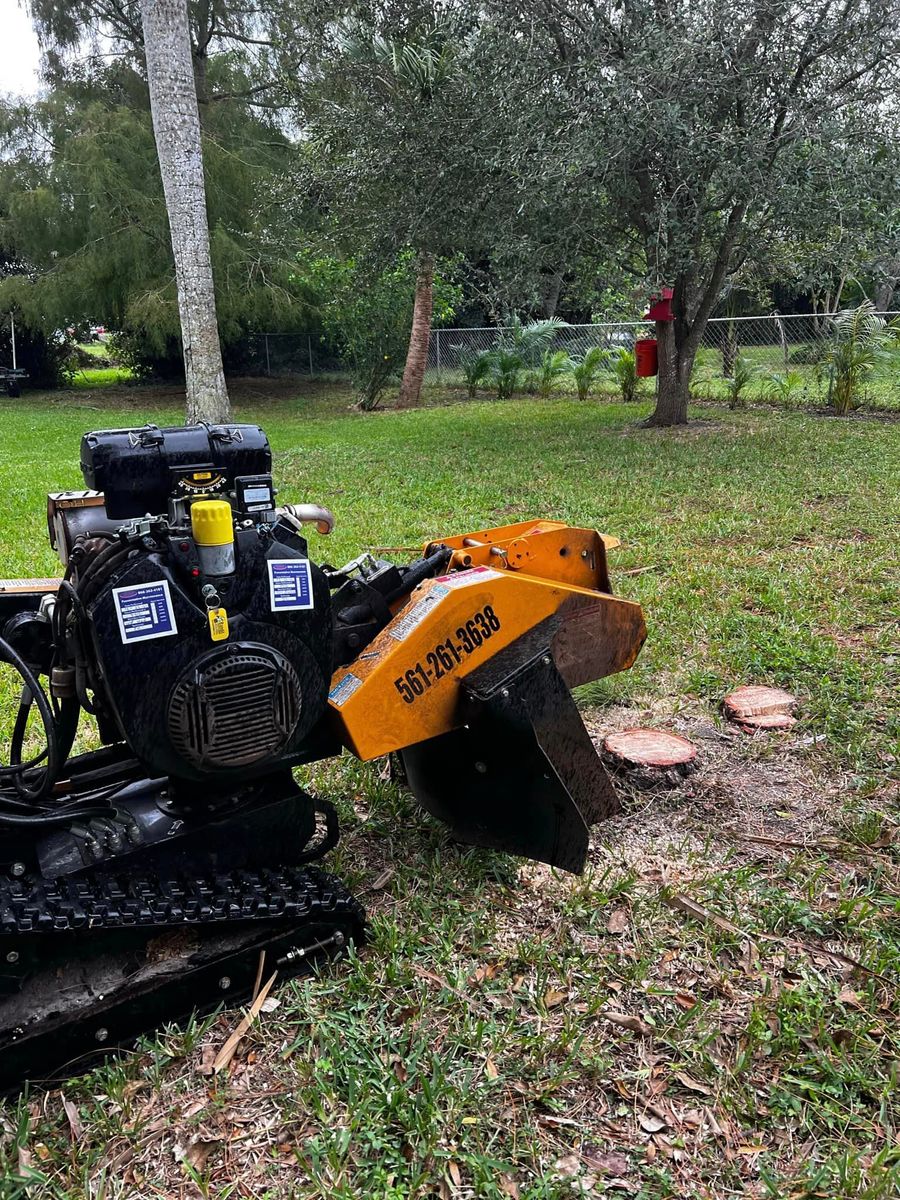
[278,503,335,536]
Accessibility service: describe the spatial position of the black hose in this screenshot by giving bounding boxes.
[0,635,60,801]
[0,806,109,828]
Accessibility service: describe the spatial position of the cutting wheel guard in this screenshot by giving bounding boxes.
[327,519,647,872]
[401,636,619,872]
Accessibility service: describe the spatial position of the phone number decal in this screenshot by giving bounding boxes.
[393,605,501,704]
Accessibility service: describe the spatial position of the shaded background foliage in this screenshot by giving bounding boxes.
[1,0,899,408]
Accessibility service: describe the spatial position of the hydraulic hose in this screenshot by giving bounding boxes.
[0,635,60,802]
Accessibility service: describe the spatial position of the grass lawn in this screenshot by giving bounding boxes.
[0,383,897,1199]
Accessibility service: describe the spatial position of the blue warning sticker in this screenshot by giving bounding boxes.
[328,672,363,707]
[268,558,315,611]
[113,579,178,644]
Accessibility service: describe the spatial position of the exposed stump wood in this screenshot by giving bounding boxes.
[724,686,798,730]
[602,728,698,789]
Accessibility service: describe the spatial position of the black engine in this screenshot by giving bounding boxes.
[0,422,449,878]
[50,424,334,786]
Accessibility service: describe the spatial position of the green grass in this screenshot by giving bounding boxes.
[69,365,134,388]
[0,384,897,1198]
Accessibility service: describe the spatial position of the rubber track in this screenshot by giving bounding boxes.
[0,864,363,937]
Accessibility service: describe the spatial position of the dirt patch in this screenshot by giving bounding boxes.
[582,703,855,870]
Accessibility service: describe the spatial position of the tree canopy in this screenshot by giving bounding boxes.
[3,0,900,422]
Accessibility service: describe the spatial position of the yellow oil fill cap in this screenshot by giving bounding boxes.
[191,499,234,546]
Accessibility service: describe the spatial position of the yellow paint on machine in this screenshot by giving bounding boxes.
[328,520,646,762]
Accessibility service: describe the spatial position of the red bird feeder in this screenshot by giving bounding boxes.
[635,338,658,377]
[644,287,674,322]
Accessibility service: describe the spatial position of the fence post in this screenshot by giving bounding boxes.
[308,335,314,378]
[773,312,788,370]
[435,328,442,382]
[264,334,270,376]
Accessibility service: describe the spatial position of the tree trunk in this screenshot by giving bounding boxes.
[397,252,435,409]
[540,270,564,319]
[875,277,898,312]
[645,320,692,426]
[141,0,229,424]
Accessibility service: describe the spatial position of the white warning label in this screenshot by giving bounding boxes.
[387,584,449,642]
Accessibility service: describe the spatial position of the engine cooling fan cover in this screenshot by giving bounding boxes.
[168,644,303,770]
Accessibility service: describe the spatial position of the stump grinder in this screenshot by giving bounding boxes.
[0,423,646,1089]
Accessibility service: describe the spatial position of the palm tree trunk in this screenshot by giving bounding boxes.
[141,0,229,424]
[397,252,435,409]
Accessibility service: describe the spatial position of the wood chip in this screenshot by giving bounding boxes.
[213,971,278,1074]
[606,907,630,935]
[660,891,743,936]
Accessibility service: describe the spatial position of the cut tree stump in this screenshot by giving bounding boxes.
[723,685,798,730]
[602,729,698,788]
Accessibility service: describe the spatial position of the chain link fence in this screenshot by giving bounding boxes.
[241,313,900,408]
[427,313,900,409]
[233,333,341,377]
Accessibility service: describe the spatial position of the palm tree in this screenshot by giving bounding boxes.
[824,301,900,414]
[141,0,229,423]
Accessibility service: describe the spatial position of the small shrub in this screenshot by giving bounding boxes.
[612,347,640,402]
[491,348,523,399]
[764,369,805,405]
[569,346,610,401]
[726,355,757,408]
[498,317,566,370]
[824,302,900,415]
[537,348,571,398]
[458,349,493,397]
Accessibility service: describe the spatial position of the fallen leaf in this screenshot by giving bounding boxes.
[607,908,629,935]
[182,1138,220,1172]
[837,987,863,1009]
[448,1160,462,1187]
[17,1146,33,1175]
[602,1010,651,1035]
[660,891,743,936]
[260,995,280,1013]
[485,1056,499,1079]
[469,962,499,984]
[61,1096,83,1143]
[638,1112,667,1134]
[582,1147,629,1175]
[371,867,395,890]
[499,1177,520,1199]
[673,1071,712,1097]
[674,992,697,1010]
[554,1153,581,1178]
[543,987,569,1009]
